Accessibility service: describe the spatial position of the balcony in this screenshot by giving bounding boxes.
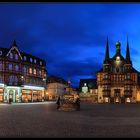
[124,79,133,85]
[103,93,111,97]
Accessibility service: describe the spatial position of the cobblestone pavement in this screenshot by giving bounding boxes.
[1,102,140,138]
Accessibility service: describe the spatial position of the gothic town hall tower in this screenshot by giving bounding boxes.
[97,38,140,103]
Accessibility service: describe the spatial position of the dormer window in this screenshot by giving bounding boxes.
[10,53,13,59]
[24,56,27,61]
[30,58,33,62]
[15,54,18,60]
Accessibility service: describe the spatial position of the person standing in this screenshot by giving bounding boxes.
[56,96,61,109]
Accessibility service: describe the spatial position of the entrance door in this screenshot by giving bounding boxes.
[114,89,121,104]
[9,90,14,102]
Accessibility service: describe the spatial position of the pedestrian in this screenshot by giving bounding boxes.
[9,98,12,104]
[56,96,61,109]
[75,96,80,111]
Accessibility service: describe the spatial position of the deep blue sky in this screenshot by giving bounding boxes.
[0,3,140,87]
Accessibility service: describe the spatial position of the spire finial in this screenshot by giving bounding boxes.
[104,36,110,63]
[13,40,17,46]
[126,36,131,63]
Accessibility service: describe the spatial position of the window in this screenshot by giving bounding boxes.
[34,69,36,75]
[0,51,2,56]
[40,61,42,65]
[34,59,36,63]
[10,53,13,59]
[15,54,18,60]
[9,75,18,83]
[15,76,18,82]
[0,75,2,82]
[9,64,12,71]
[39,70,41,76]
[24,56,27,61]
[30,58,33,62]
[29,68,32,74]
[0,63,2,71]
[23,66,27,74]
[15,65,19,71]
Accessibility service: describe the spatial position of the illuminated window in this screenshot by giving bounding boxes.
[29,68,32,74]
[40,61,42,65]
[15,54,18,60]
[39,70,41,76]
[34,59,36,63]
[34,69,36,75]
[9,64,12,71]
[84,83,87,86]
[116,56,120,61]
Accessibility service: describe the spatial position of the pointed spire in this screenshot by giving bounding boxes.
[126,37,131,63]
[12,40,17,47]
[104,37,110,63]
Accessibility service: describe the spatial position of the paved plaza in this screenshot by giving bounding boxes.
[0,102,140,137]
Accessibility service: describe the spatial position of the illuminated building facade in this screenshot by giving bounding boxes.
[46,76,68,100]
[0,40,47,103]
[97,38,140,103]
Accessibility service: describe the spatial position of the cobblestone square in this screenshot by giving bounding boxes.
[0,102,140,138]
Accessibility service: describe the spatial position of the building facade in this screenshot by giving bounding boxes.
[97,38,139,103]
[46,76,68,100]
[0,40,47,103]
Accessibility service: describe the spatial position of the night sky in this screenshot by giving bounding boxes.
[0,3,140,87]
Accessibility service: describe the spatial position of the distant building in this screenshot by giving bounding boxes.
[46,76,68,100]
[96,38,140,103]
[79,78,97,94]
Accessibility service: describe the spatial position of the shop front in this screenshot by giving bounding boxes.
[21,85,45,102]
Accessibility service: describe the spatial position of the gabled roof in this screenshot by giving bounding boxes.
[47,75,68,85]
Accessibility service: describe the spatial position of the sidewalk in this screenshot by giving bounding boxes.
[0,101,55,106]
